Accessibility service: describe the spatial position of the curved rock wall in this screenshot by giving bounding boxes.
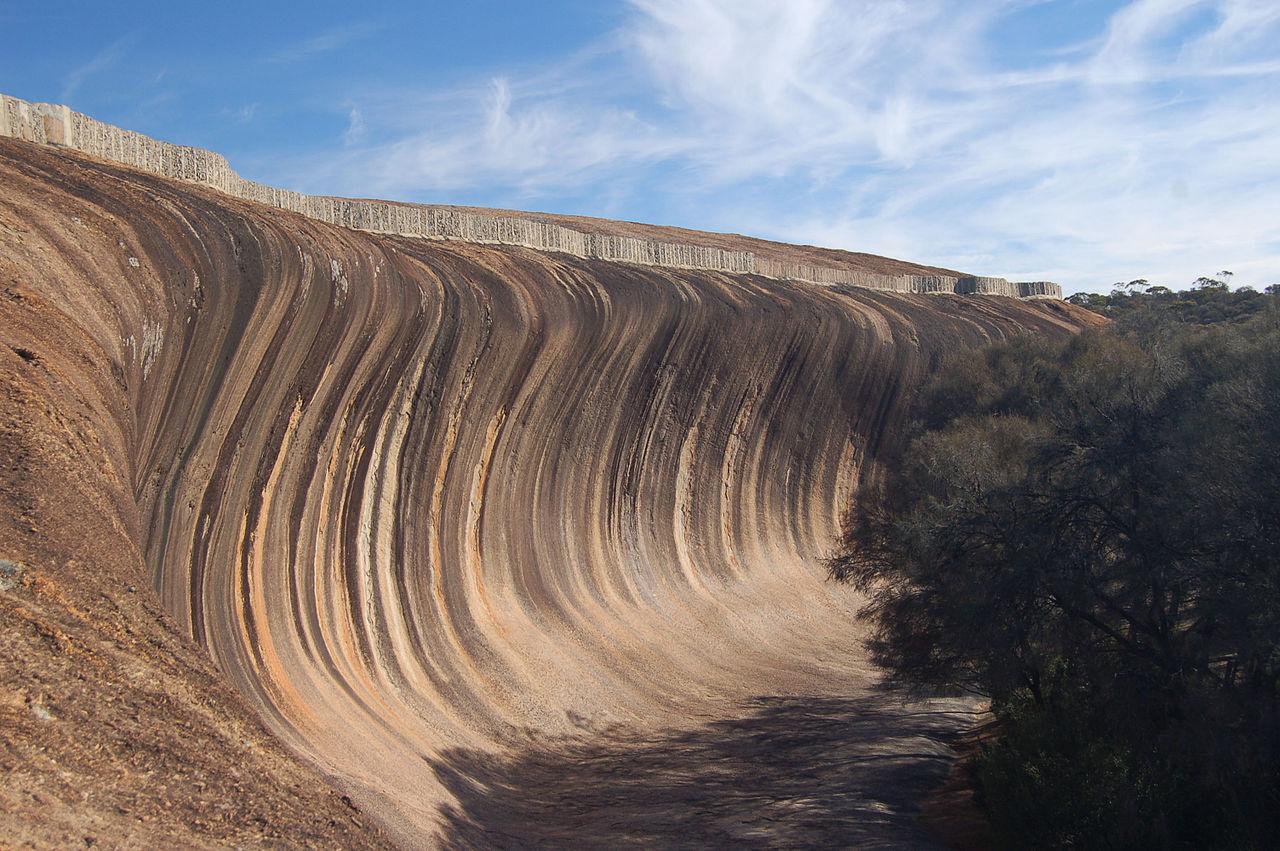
[0,137,1088,843]
[0,94,1061,300]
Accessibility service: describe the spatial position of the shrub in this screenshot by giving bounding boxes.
[831,310,1280,847]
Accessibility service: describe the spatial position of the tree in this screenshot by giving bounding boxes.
[1193,270,1233,291]
[830,315,1280,847]
[1068,273,1271,329]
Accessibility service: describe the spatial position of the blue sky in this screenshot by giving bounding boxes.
[2,0,1278,293]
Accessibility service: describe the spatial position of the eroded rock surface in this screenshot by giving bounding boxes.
[0,136,1096,847]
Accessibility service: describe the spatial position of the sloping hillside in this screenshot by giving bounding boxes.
[0,135,1096,847]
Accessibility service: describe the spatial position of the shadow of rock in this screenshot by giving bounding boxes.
[429,693,979,849]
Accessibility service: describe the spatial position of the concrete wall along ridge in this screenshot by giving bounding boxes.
[0,94,1061,299]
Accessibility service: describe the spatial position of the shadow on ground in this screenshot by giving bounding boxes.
[428,692,979,849]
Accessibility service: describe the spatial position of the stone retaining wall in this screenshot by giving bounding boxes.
[0,94,1061,299]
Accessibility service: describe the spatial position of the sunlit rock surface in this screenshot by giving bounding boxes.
[0,129,1093,847]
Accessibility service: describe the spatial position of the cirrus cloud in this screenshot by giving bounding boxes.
[284,0,1280,293]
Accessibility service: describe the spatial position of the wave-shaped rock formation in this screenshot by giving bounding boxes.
[1,94,1060,300]
[0,111,1095,847]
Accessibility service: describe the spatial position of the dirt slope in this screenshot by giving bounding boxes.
[0,137,1097,848]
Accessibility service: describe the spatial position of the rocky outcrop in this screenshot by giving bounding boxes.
[0,94,1062,299]
[0,135,1092,846]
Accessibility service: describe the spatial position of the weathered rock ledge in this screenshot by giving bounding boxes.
[0,94,1060,299]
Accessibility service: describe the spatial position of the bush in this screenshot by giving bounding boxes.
[1065,275,1277,331]
[831,308,1280,847]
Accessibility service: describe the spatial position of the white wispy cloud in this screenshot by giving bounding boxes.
[284,0,1280,292]
[342,105,367,146]
[271,22,383,64]
[62,35,135,101]
[299,70,683,200]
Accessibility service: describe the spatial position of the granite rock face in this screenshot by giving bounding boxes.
[0,94,1061,299]
[0,119,1093,846]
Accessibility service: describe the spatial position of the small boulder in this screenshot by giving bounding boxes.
[0,558,24,591]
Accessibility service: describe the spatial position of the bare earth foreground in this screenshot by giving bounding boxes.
[0,136,1097,848]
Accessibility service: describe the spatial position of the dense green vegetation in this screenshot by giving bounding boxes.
[832,282,1280,848]
[1066,271,1278,328]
